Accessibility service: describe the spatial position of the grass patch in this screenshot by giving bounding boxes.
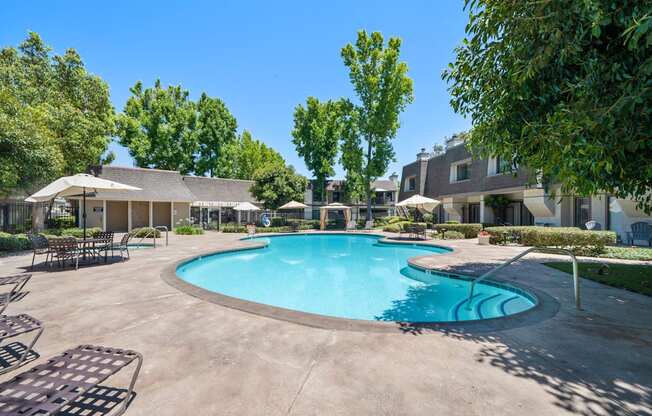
[597,246,652,261]
[544,262,652,296]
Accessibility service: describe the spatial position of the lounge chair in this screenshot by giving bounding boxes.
[49,237,80,270]
[289,221,301,233]
[246,224,256,237]
[627,222,652,246]
[0,345,142,415]
[364,220,374,231]
[0,274,31,315]
[0,314,43,375]
[27,234,51,270]
[110,232,132,261]
[585,220,602,230]
[345,221,357,232]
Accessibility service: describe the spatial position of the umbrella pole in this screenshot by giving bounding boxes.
[82,187,87,260]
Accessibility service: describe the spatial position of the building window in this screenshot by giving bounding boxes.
[574,197,591,228]
[405,176,416,191]
[495,156,512,174]
[332,191,341,202]
[456,163,469,181]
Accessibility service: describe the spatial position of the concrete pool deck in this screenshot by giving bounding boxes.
[0,232,650,415]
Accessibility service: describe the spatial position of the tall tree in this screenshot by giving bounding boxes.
[291,97,341,202]
[194,93,238,177]
[250,164,308,210]
[341,30,414,220]
[338,100,365,203]
[231,130,285,180]
[0,32,115,194]
[444,1,652,210]
[116,80,197,174]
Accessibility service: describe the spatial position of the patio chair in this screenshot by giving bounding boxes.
[93,231,115,263]
[49,237,80,270]
[0,274,32,315]
[411,224,427,240]
[110,232,132,261]
[246,224,256,237]
[627,222,652,246]
[345,220,356,232]
[289,221,301,233]
[364,220,374,231]
[0,314,43,375]
[27,233,51,270]
[0,345,142,416]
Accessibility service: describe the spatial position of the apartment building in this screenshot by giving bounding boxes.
[399,136,651,241]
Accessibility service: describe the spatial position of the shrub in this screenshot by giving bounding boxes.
[174,225,204,235]
[270,217,286,227]
[221,224,247,233]
[47,217,76,229]
[433,223,482,239]
[445,220,460,224]
[286,219,319,230]
[0,232,31,251]
[383,223,403,233]
[130,227,161,238]
[375,216,403,226]
[484,226,617,256]
[442,230,465,240]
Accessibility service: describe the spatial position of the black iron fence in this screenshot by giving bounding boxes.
[0,201,78,233]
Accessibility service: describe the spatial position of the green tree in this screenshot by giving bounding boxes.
[116,80,197,174]
[250,164,308,209]
[231,130,285,180]
[0,32,115,194]
[444,1,652,210]
[194,93,238,177]
[291,97,341,202]
[341,30,414,220]
[338,100,365,203]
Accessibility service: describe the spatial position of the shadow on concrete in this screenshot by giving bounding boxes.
[381,260,652,416]
[21,255,129,273]
[58,386,137,416]
[0,341,39,372]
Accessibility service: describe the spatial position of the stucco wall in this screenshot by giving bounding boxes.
[131,201,149,229]
[153,202,171,228]
[106,201,128,232]
[172,202,190,228]
[82,200,104,229]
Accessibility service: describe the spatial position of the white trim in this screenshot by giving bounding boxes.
[450,158,472,183]
[102,200,107,231]
[149,201,153,228]
[171,201,174,229]
[127,201,132,231]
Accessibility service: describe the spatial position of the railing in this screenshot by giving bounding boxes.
[135,226,169,248]
[466,247,581,310]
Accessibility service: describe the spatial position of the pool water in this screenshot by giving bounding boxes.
[176,234,535,322]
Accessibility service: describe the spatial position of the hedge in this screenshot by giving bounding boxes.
[44,227,102,238]
[433,223,482,239]
[221,224,247,233]
[174,225,204,235]
[130,227,161,238]
[484,226,617,256]
[0,233,31,251]
[382,221,427,233]
[441,230,465,240]
[287,219,320,230]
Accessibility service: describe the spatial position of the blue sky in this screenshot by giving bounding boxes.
[1,0,471,178]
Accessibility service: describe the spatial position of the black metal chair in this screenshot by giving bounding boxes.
[27,233,51,270]
[627,222,652,246]
[93,231,115,263]
[49,237,80,270]
[110,233,132,261]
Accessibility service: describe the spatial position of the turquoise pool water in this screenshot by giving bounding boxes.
[176,234,536,322]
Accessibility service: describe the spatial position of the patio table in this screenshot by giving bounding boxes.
[76,238,108,261]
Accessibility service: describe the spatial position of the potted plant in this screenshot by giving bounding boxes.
[478,230,491,245]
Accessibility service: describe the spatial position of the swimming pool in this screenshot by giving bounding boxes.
[176,234,536,323]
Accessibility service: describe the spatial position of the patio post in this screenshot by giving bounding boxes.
[102,200,107,231]
[127,201,132,231]
[149,201,153,227]
[171,202,174,229]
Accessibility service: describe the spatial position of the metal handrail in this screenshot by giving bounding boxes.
[154,226,169,246]
[466,247,581,310]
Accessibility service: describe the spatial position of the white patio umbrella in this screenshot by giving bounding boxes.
[233,202,260,224]
[396,194,441,213]
[25,173,141,239]
[278,200,308,210]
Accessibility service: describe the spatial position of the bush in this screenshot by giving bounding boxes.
[0,232,31,251]
[375,216,403,226]
[174,225,204,235]
[221,223,247,233]
[484,226,617,256]
[433,223,482,239]
[286,219,320,230]
[47,217,76,229]
[270,217,286,227]
[383,223,403,233]
[442,230,465,240]
[130,227,161,238]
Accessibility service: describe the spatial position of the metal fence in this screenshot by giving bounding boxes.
[0,201,77,233]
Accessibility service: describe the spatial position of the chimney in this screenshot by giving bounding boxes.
[389,172,398,185]
[416,148,430,161]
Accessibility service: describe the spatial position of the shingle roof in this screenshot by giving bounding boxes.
[371,179,398,192]
[89,166,196,202]
[182,176,257,203]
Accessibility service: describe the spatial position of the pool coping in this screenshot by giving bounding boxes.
[160,232,559,334]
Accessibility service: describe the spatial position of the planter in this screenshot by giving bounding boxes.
[478,235,491,245]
